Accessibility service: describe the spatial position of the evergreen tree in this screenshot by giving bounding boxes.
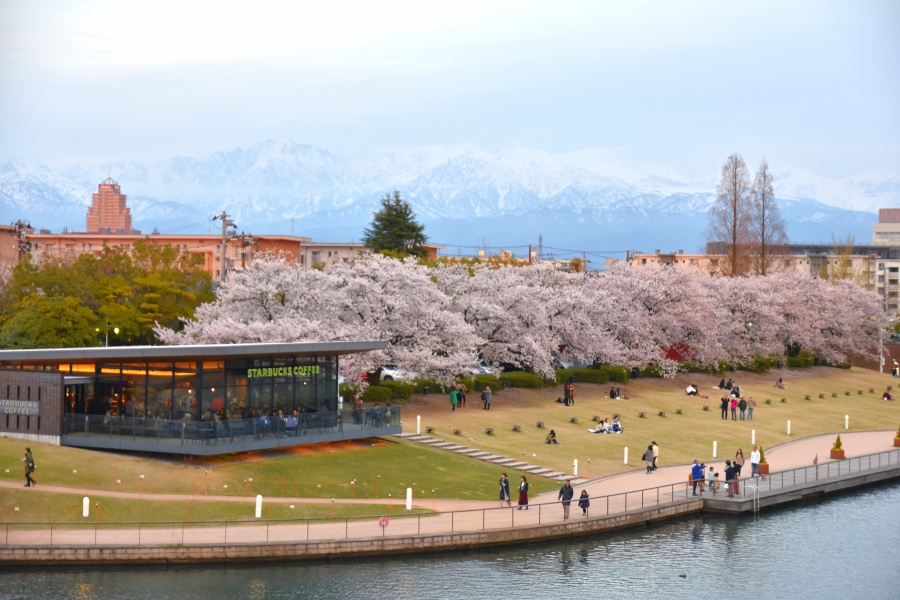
[361,190,427,257]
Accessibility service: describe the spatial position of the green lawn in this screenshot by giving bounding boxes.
[0,488,431,526]
[404,366,900,475]
[2,365,898,525]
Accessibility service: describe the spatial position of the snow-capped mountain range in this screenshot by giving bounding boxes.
[1,139,896,260]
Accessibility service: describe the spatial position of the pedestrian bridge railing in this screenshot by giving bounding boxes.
[2,448,898,548]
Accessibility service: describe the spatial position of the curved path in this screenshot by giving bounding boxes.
[0,431,895,515]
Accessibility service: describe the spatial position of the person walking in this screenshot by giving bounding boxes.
[567,383,575,406]
[499,473,511,507]
[457,383,467,408]
[720,396,729,420]
[643,445,655,474]
[558,480,574,519]
[23,447,36,487]
[750,445,761,478]
[482,386,492,410]
[450,387,458,412]
[578,489,590,516]
[747,396,756,420]
[517,476,529,510]
[651,441,659,471]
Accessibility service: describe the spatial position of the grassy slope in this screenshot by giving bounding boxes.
[405,367,899,476]
[1,366,897,524]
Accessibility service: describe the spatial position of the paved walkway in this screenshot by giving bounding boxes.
[1,431,895,518]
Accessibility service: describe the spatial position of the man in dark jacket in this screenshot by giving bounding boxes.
[558,480,575,520]
[724,460,735,498]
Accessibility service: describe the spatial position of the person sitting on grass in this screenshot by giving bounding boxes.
[685,384,698,396]
[775,377,786,389]
[884,389,894,401]
[546,429,559,444]
[609,387,619,399]
[611,418,623,433]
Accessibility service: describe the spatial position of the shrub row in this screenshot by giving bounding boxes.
[499,371,544,388]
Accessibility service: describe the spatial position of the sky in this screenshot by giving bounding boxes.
[2,0,899,181]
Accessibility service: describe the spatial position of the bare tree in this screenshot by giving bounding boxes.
[748,158,789,274]
[707,153,751,276]
[820,234,865,284]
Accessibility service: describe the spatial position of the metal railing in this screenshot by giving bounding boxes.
[3,447,898,548]
[61,408,401,449]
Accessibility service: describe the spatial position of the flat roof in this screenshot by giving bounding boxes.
[0,341,388,366]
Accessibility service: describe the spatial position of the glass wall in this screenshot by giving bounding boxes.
[60,355,340,422]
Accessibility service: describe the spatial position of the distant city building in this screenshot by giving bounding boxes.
[86,177,133,234]
[18,176,443,281]
[873,208,900,246]
[620,209,900,317]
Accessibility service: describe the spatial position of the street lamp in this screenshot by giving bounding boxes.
[95,320,119,347]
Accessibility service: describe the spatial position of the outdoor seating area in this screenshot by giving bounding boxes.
[63,407,399,453]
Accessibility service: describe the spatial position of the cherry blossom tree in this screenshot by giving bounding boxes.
[158,253,888,380]
[157,253,482,381]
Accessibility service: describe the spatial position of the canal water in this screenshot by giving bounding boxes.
[3,482,898,600]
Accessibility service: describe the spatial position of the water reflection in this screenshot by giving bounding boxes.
[2,483,898,600]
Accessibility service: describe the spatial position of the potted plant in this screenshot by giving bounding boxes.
[894,425,900,448]
[758,446,769,475]
[830,435,845,459]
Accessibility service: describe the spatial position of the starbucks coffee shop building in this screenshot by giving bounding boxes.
[0,341,394,455]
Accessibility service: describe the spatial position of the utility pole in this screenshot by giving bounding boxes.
[212,212,236,283]
[11,220,32,262]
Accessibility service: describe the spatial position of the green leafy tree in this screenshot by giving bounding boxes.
[0,240,214,348]
[0,294,98,348]
[361,190,428,257]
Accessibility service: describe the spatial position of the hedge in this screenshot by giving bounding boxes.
[599,365,630,383]
[639,364,664,378]
[472,374,502,391]
[786,356,814,368]
[555,368,609,384]
[362,385,392,403]
[379,380,416,400]
[499,371,544,388]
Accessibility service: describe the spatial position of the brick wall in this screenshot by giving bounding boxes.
[0,370,64,439]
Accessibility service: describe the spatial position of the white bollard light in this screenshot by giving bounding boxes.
[787,420,791,435]
[82,497,90,518]
[573,459,578,476]
[845,415,849,430]
[417,415,421,435]
[713,441,717,458]
[624,447,628,465]
[751,430,756,444]
[406,487,413,511]
[255,494,263,519]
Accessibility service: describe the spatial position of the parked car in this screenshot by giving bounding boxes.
[468,361,500,376]
[380,365,417,381]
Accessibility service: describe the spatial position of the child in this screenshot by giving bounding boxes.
[578,490,590,516]
[707,467,716,495]
[711,472,721,495]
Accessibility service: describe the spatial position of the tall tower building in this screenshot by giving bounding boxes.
[86,177,133,233]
